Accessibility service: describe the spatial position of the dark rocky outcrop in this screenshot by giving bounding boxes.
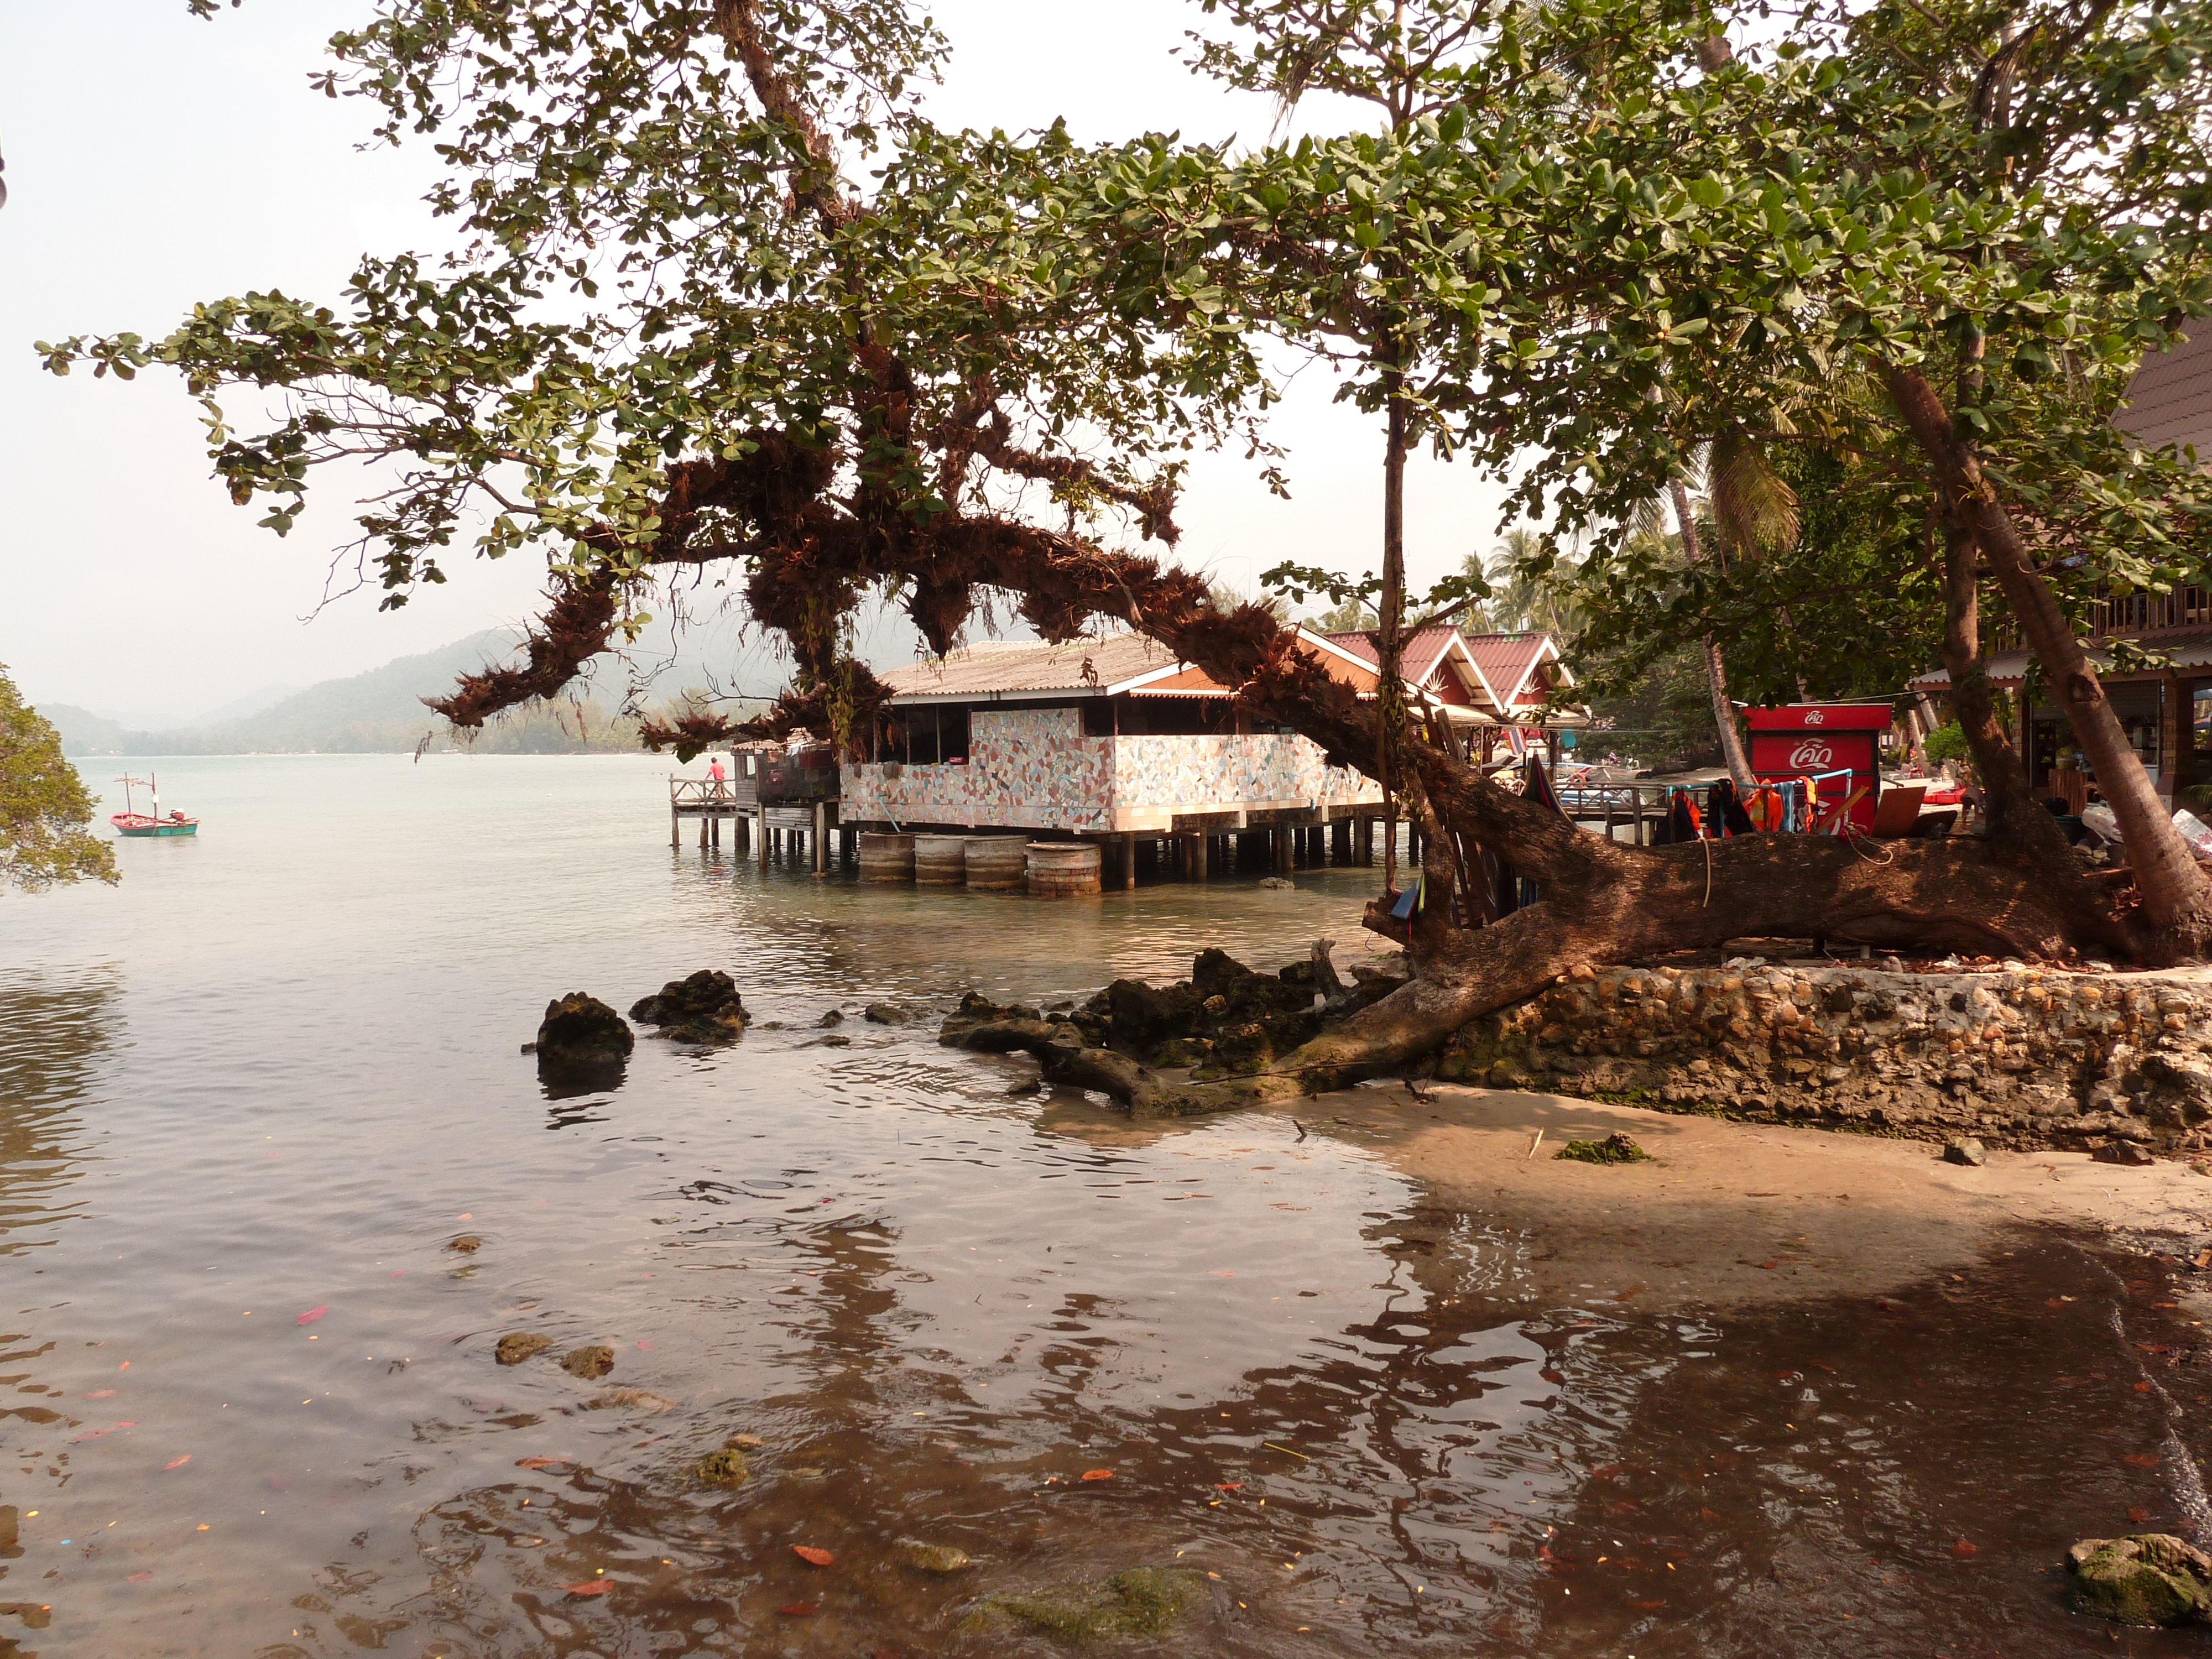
[2069,1534,2212,1625]
[864,1001,911,1025]
[534,993,633,1077]
[629,970,747,1043]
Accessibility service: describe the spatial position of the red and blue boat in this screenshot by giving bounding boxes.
[111,773,197,838]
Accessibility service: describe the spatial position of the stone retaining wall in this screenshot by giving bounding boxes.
[1433,961,2212,1153]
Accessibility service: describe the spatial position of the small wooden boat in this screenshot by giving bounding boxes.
[111,773,197,838]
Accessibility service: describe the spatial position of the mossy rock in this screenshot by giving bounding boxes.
[494,1332,554,1366]
[691,1444,750,1486]
[963,1566,1204,1640]
[2069,1535,2212,1626]
[560,1344,615,1380]
[894,1536,973,1573]
[1556,1133,1653,1165]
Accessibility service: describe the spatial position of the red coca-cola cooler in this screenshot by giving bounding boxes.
[1745,704,1891,833]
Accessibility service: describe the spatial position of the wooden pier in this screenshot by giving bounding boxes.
[669,748,842,877]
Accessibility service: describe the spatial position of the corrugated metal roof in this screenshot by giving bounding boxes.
[879,633,1185,700]
[1910,628,2212,689]
[1324,626,1486,695]
[2119,321,2212,458]
[1463,633,1556,703]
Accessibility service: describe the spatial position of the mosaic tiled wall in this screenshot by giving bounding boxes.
[839,707,1382,830]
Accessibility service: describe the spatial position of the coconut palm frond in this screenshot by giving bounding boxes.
[1707,432,1799,558]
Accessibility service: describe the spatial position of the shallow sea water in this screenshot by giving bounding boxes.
[3,754,2210,1657]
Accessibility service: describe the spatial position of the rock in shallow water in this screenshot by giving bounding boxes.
[894,1537,973,1573]
[864,1002,910,1025]
[495,1332,553,1366]
[629,969,747,1043]
[2069,1534,2212,1625]
[560,1344,615,1380]
[691,1444,750,1486]
[963,1567,1204,1639]
[534,993,634,1072]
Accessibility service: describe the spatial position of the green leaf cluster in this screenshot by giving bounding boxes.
[0,667,118,895]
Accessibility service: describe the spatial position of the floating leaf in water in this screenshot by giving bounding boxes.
[793,1546,834,1567]
[70,1422,135,1443]
[515,1456,566,1469]
[2125,1453,2162,1469]
[1214,1483,1242,1492]
[85,1390,116,1400]
[163,1456,190,1471]
[296,1306,328,1326]
[1950,1539,1979,1558]
[778,1601,818,1616]
[562,1579,612,1597]
[2131,1507,2154,1524]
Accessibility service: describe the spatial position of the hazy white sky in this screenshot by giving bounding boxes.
[0,1,1515,723]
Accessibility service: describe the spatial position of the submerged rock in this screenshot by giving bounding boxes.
[560,1344,615,1380]
[586,1387,674,1412]
[895,1537,974,1573]
[864,1002,911,1025]
[1256,876,1295,890]
[817,1009,844,1027]
[629,970,748,1043]
[692,1444,750,1486]
[534,993,634,1075]
[495,1332,554,1366]
[1556,1133,1653,1165]
[964,1566,1205,1640]
[447,1234,484,1254]
[1943,1137,1987,1167]
[2069,1534,2212,1625]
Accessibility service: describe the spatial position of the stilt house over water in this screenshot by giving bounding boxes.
[835,626,1587,875]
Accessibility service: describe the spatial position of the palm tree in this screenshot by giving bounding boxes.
[1658,436,1799,786]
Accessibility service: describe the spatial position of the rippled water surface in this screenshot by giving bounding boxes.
[4,754,2209,1657]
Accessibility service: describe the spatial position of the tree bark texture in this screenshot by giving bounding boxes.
[1887,364,2212,954]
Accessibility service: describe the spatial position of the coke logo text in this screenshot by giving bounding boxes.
[1788,739,1835,770]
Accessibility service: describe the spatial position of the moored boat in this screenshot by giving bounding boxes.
[111,773,198,838]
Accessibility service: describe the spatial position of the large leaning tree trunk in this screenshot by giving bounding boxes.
[1888,365,2212,958]
[404,6,2156,1100]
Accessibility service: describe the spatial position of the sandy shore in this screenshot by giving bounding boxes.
[1046,1069,2212,1312]
[1293,1080,2212,1310]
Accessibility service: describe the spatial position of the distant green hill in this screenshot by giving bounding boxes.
[60,631,660,755]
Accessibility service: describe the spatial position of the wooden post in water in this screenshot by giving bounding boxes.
[758,808,770,868]
[1120,830,1136,891]
[813,803,828,877]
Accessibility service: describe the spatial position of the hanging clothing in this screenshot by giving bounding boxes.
[1524,754,1566,818]
[1745,785,1785,832]
[1706,778,1756,837]
[1668,790,1703,843]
